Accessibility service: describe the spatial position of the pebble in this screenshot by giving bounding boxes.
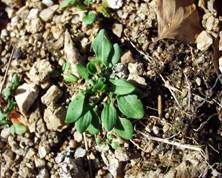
[42,0,54,7]
[15,83,39,114]
[195,77,201,86]
[112,23,123,37]
[38,146,48,159]
[128,62,144,75]
[37,168,50,178]
[114,148,129,162]
[43,106,66,131]
[0,128,11,139]
[39,5,59,22]
[74,147,86,159]
[196,31,213,51]
[128,74,147,86]
[25,148,36,160]
[219,57,222,73]
[29,59,53,87]
[121,50,135,64]
[152,126,159,135]
[74,132,83,142]
[107,0,123,9]
[35,158,46,168]
[41,85,63,106]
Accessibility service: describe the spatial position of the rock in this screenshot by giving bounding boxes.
[196,31,213,51]
[29,59,53,87]
[19,166,31,178]
[27,8,39,19]
[15,83,39,114]
[35,158,46,168]
[1,0,22,8]
[121,50,135,64]
[28,108,42,133]
[37,168,50,178]
[152,126,159,135]
[39,5,59,22]
[219,31,222,51]
[128,74,147,86]
[107,0,123,9]
[112,23,123,37]
[114,148,129,162]
[43,106,66,131]
[25,148,36,160]
[41,85,63,105]
[0,128,10,139]
[128,62,144,75]
[64,30,81,76]
[42,0,54,6]
[26,17,43,33]
[74,132,83,142]
[112,63,128,79]
[219,57,222,73]
[205,15,219,32]
[38,146,48,159]
[59,157,79,178]
[74,147,86,159]
[5,7,14,18]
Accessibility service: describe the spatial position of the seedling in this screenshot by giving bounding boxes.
[0,73,26,134]
[65,29,144,140]
[60,0,110,25]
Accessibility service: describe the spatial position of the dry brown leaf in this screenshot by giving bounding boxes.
[8,111,27,126]
[157,0,202,43]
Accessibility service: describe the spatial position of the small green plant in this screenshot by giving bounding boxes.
[0,74,26,135]
[65,29,144,140]
[60,0,110,25]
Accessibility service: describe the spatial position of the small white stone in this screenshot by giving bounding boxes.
[219,57,222,73]
[28,9,39,19]
[195,77,201,86]
[42,0,54,7]
[196,31,213,51]
[41,85,63,105]
[39,5,58,22]
[0,128,10,139]
[112,23,123,38]
[107,0,123,9]
[15,83,39,114]
[152,126,159,135]
[37,168,49,178]
[38,146,47,159]
[74,147,86,158]
[74,132,83,142]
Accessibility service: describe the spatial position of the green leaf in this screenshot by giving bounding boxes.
[11,73,20,90]
[101,102,117,131]
[111,43,121,65]
[87,113,100,135]
[10,123,27,135]
[62,63,71,73]
[114,118,133,140]
[110,79,135,95]
[60,0,76,8]
[82,11,96,25]
[84,0,93,6]
[0,112,7,121]
[97,2,110,18]
[87,61,97,74]
[63,74,78,83]
[76,109,92,133]
[117,95,144,119]
[5,100,14,113]
[76,64,89,80]
[2,88,11,101]
[110,140,120,149]
[92,78,107,92]
[92,29,112,66]
[65,93,85,124]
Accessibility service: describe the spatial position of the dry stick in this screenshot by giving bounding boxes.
[0,46,16,93]
[83,133,93,178]
[136,130,204,153]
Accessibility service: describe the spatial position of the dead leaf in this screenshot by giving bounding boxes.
[157,0,202,43]
[8,111,27,126]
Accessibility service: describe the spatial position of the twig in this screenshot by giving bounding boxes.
[130,140,148,153]
[0,46,16,93]
[157,95,162,118]
[83,133,93,178]
[136,130,204,153]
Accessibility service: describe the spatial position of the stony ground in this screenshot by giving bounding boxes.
[0,0,222,178]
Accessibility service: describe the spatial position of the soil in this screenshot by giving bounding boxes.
[0,0,222,178]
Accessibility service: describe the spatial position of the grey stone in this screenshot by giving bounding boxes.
[41,85,63,105]
[196,31,213,51]
[15,83,39,114]
[39,5,59,22]
[112,23,123,37]
[74,147,86,159]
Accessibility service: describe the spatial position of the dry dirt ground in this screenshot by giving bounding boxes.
[0,0,222,178]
